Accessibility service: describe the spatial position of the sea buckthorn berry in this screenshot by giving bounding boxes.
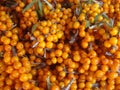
[62,52,69,59]
[42,27,49,34]
[73,21,80,29]
[78,13,85,21]
[91,57,99,65]
[6,66,13,74]
[89,65,97,72]
[109,37,118,45]
[73,54,81,62]
[110,27,118,36]
[46,42,53,49]
[78,82,85,89]
[50,85,60,90]
[55,49,62,57]
[11,70,19,78]
[50,75,56,82]
[16,42,24,50]
[95,70,104,78]
[107,72,118,79]
[79,30,86,37]
[0,1,120,89]
[51,57,57,64]
[19,74,28,82]
[22,81,31,90]
[5,78,13,86]
[81,40,88,48]
[13,61,22,69]
[104,40,111,48]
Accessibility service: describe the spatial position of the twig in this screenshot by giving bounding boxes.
[61,78,75,90]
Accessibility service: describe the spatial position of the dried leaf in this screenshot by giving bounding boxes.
[31,23,38,33]
[38,0,43,17]
[22,0,36,13]
[0,52,3,58]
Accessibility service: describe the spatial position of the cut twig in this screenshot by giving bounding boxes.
[32,41,39,48]
[0,52,3,58]
[61,78,75,90]
[12,47,17,56]
[43,48,47,58]
[69,30,78,44]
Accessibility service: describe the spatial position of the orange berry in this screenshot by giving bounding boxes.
[73,21,80,29]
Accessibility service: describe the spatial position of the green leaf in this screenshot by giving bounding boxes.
[109,19,114,27]
[94,14,100,23]
[79,5,82,14]
[102,12,109,20]
[38,0,43,17]
[22,0,36,13]
[46,76,51,90]
[86,20,90,28]
[87,0,93,4]
[106,19,114,27]
[31,23,38,33]
[44,0,54,10]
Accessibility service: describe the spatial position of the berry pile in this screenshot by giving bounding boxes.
[0,0,120,90]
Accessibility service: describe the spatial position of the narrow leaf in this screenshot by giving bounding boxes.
[88,0,93,4]
[106,18,114,27]
[102,12,109,20]
[31,23,38,33]
[38,0,43,17]
[94,14,100,23]
[79,5,82,14]
[43,0,54,10]
[22,0,36,13]
[46,76,51,90]
[109,18,114,27]
[86,20,90,28]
